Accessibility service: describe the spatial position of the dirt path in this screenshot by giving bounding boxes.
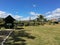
[1,29,14,45]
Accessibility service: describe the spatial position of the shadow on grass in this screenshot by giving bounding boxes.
[15,27,24,30]
[4,30,36,45]
[17,30,36,39]
[4,42,26,45]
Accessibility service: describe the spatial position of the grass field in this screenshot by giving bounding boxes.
[23,24,60,45]
[0,24,60,45]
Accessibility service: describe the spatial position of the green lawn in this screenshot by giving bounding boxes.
[23,24,60,45]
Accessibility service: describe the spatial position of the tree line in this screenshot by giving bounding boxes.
[0,15,59,29]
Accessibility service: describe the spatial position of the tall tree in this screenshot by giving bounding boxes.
[37,15,45,25]
[37,15,44,22]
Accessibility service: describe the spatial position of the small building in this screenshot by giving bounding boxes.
[51,18,59,24]
[51,18,57,22]
[4,15,15,29]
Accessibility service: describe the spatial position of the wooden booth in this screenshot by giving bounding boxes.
[4,15,15,29]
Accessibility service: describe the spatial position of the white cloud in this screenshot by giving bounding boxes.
[0,11,39,21]
[29,11,44,20]
[45,11,51,15]
[21,16,37,21]
[0,11,12,18]
[46,8,60,20]
[21,17,30,21]
[52,8,60,13]
[13,15,22,20]
[0,11,22,20]
[30,11,40,16]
